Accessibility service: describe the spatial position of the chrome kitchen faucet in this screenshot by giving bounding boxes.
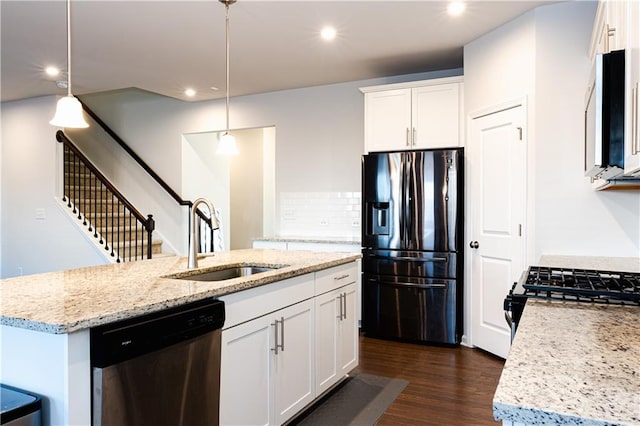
[188,198,220,269]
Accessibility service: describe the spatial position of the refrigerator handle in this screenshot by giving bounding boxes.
[367,278,448,289]
[366,253,448,262]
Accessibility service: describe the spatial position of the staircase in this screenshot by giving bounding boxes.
[59,131,161,262]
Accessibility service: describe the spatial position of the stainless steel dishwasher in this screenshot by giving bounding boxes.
[90,298,225,426]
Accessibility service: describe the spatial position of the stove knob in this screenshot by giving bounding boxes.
[469,241,480,249]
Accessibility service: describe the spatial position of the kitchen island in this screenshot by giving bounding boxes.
[0,249,361,425]
[493,254,640,426]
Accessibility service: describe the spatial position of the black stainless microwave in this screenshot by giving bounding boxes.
[584,49,625,179]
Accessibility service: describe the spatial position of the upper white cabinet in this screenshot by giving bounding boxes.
[589,0,640,181]
[360,76,463,152]
[624,0,640,176]
[591,0,626,56]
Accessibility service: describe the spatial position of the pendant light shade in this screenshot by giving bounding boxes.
[50,0,89,129]
[218,132,239,155]
[50,95,89,128]
[216,0,238,155]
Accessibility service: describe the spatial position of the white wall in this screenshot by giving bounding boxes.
[0,96,106,278]
[465,0,639,262]
[1,70,461,275]
[533,1,639,258]
[80,68,461,239]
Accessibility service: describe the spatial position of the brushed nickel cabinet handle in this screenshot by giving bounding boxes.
[336,293,343,320]
[406,128,410,146]
[412,127,416,146]
[631,81,640,155]
[271,318,279,354]
[271,316,285,354]
[342,292,347,320]
[280,316,285,352]
[334,274,350,281]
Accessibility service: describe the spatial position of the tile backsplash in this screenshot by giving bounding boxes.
[279,192,361,238]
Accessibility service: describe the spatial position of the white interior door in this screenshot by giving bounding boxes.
[469,104,526,359]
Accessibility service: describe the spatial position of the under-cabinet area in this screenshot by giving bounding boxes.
[0,249,360,426]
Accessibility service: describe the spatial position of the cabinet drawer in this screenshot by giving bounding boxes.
[315,262,358,295]
[220,273,315,329]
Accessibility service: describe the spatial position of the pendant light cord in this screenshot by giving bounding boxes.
[66,0,72,97]
[224,2,230,133]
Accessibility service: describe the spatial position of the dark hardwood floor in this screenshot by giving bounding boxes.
[352,334,505,425]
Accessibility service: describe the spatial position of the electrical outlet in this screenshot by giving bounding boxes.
[17,267,23,276]
[35,208,46,220]
[319,219,329,226]
[351,219,360,227]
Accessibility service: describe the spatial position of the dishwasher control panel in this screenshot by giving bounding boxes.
[90,297,225,368]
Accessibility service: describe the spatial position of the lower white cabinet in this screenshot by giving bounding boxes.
[315,282,358,395]
[220,298,315,426]
[219,261,359,426]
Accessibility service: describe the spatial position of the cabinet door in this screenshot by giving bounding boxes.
[220,316,273,426]
[338,283,359,375]
[412,83,461,149]
[315,290,340,395]
[273,299,315,425]
[364,89,412,152]
[624,0,640,175]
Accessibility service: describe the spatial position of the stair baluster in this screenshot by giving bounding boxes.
[57,130,157,262]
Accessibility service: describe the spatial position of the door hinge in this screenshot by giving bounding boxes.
[517,127,523,141]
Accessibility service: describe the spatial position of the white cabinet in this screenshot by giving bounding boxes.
[220,300,315,426]
[220,274,315,426]
[361,77,463,152]
[220,312,272,426]
[591,1,626,57]
[272,299,315,425]
[314,263,359,395]
[315,284,358,395]
[624,0,640,176]
[220,262,359,426]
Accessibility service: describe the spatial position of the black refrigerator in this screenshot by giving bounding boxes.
[361,148,463,345]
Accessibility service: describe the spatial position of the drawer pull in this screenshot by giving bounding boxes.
[334,274,350,281]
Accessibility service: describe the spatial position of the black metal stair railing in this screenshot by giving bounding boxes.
[57,130,155,262]
[79,101,216,254]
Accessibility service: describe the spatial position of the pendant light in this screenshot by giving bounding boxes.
[217,0,239,155]
[50,0,89,128]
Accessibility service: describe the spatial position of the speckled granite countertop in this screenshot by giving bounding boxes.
[255,236,361,245]
[0,249,360,335]
[494,301,640,425]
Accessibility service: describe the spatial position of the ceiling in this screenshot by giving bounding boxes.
[1,0,560,103]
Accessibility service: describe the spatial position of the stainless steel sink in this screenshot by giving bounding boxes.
[173,265,282,282]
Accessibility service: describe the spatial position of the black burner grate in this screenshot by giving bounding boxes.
[522,266,640,304]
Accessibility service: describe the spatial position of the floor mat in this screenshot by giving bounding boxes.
[291,374,409,426]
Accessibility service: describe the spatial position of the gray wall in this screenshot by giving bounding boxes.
[1,96,107,278]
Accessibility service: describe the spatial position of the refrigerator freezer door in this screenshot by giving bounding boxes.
[362,274,459,344]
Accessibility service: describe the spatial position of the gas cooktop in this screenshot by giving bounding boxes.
[519,266,640,305]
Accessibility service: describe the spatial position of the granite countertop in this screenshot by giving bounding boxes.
[0,249,360,335]
[493,300,640,425]
[255,236,361,245]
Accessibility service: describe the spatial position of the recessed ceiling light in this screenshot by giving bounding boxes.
[45,66,60,77]
[185,88,196,97]
[448,1,466,16]
[320,26,337,41]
